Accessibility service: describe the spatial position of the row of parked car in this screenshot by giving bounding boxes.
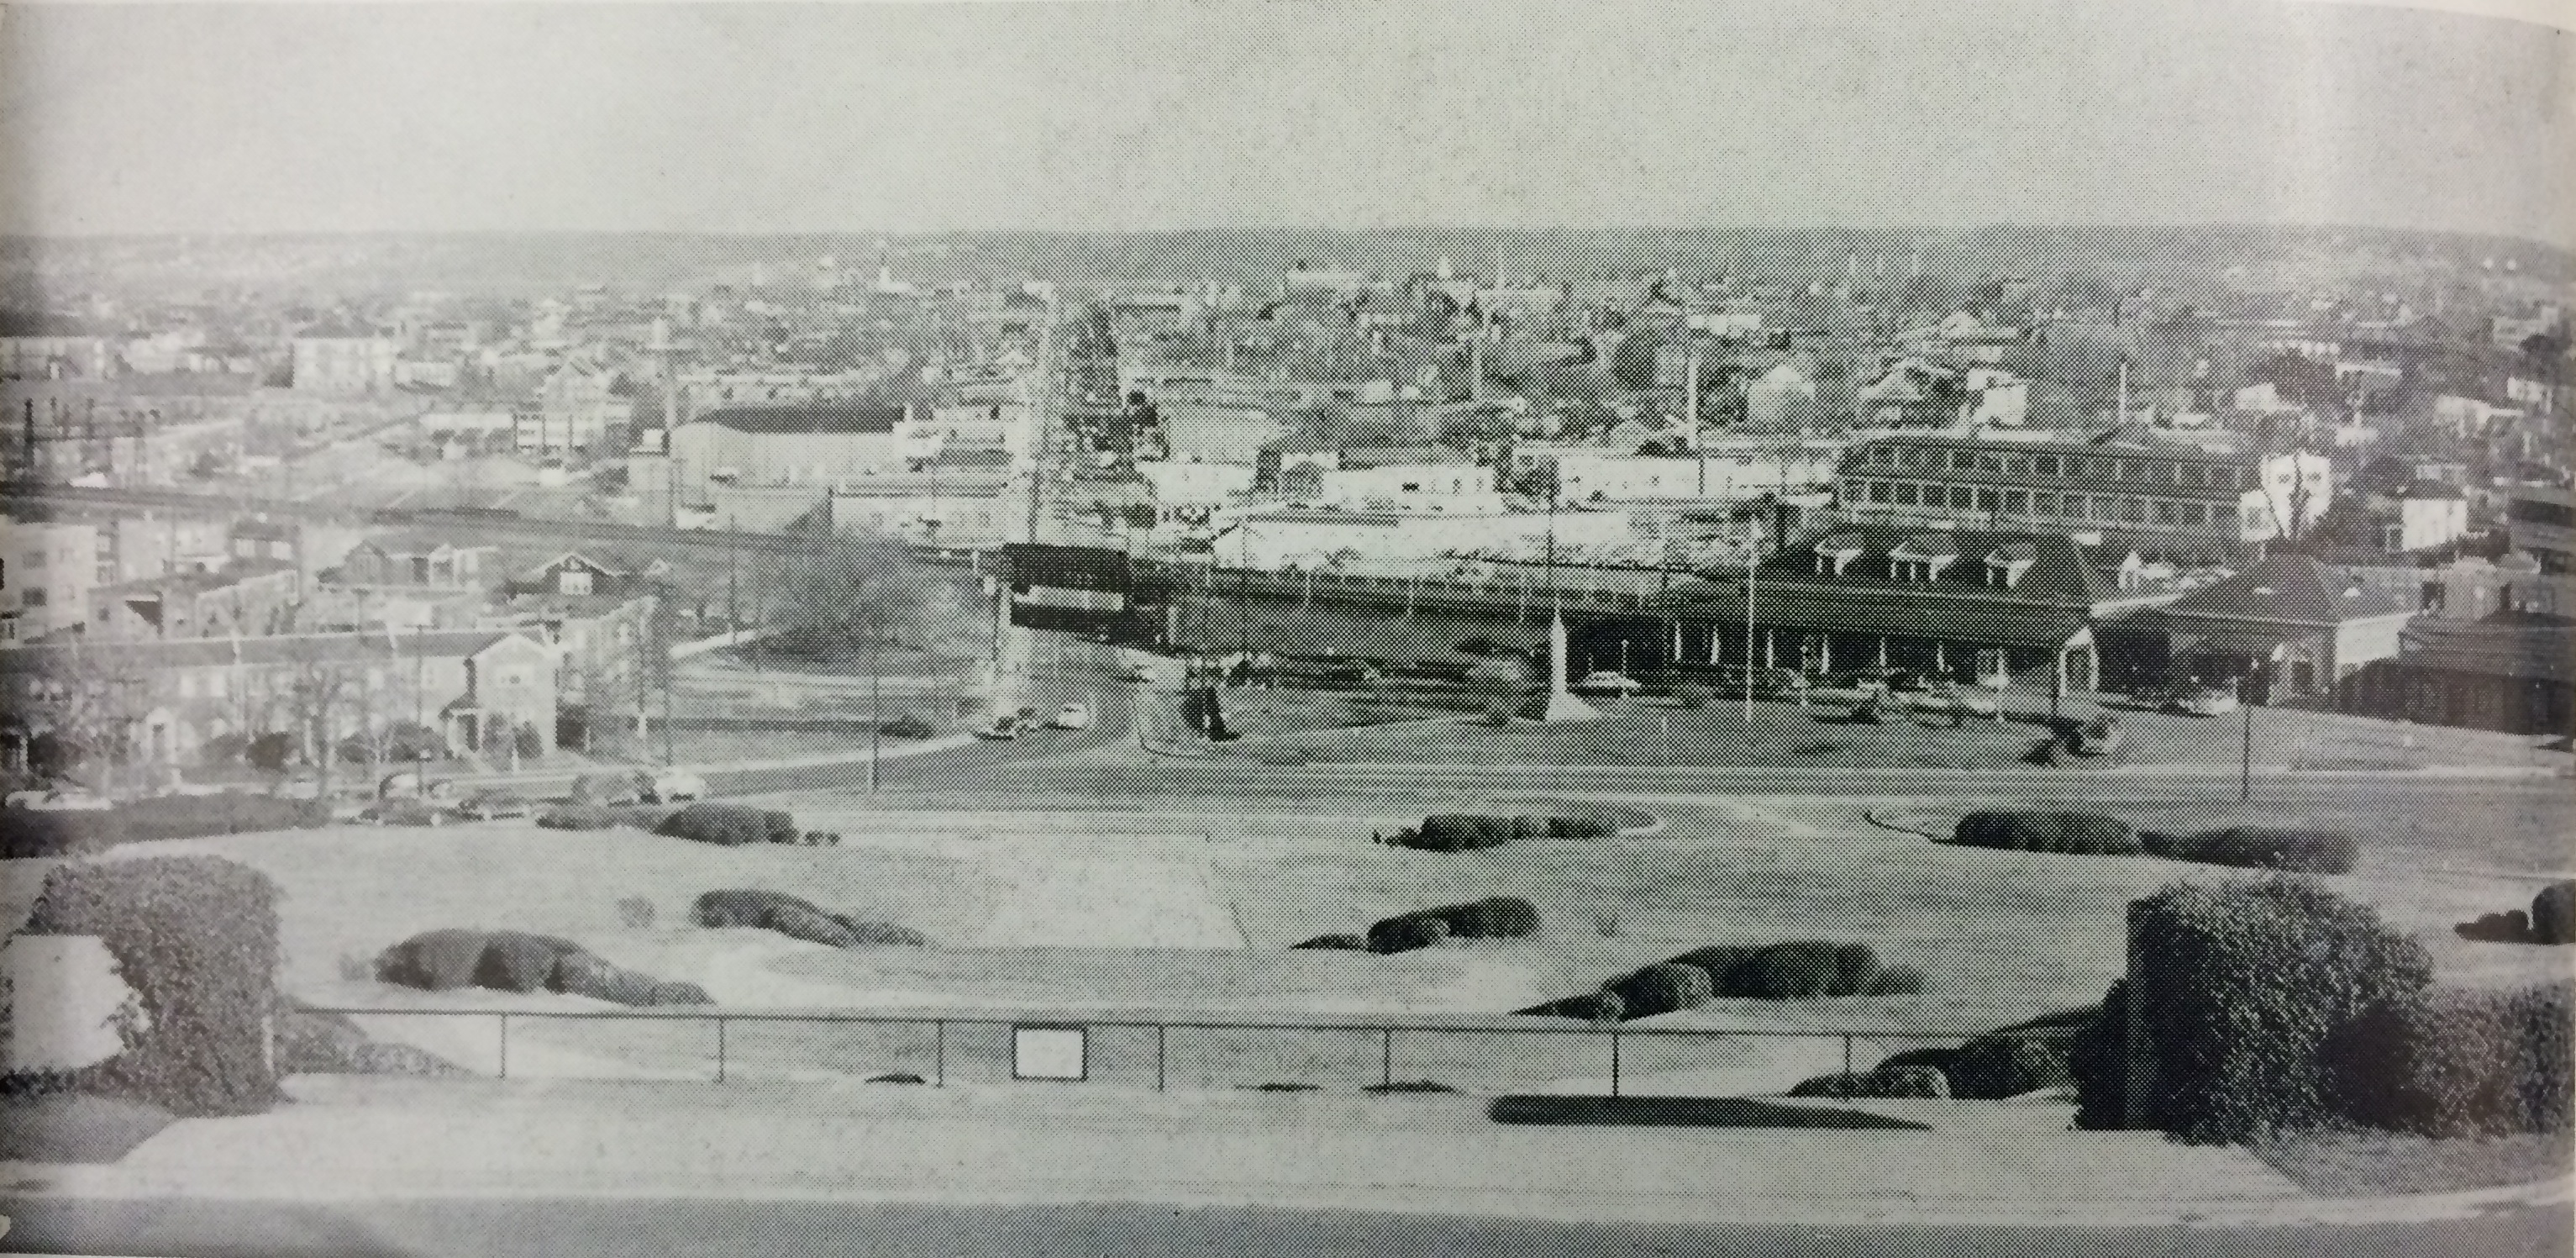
[349,766,709,826]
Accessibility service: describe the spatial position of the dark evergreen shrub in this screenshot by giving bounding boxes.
[1787,1065,1949,1099]
[1741,940,1844,999]
[2534,882,2576,945]
[2148,827,2358,875]
[276,1009,465,1076]
[763,810,800,845]
[2123,879,2432,1141]
[1945,1034,2073,1099]
[2456,910,2536,944]
[2323,982,2573,1138]
[1861,964,1929,996]
[1481,896,1542,939]
[657,804,774,847]
[760,905,862,949]
[1291,933,1369,950]
[18,856,283,1117]
[1827,942,1880,997]
[376,929,491,991]
[1367,916,1449,954]
[538,806,618,830]
[475,932,583,992]
[1606,963,1714,1018]
[691,888,828,929]
[2068,982,2127,1130]
[830,918,929,946]
[2055,813,2140,855]
[649,982,714,1006]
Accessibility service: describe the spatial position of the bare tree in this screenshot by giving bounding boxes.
[278,641,370,799]
[24,645,155,793]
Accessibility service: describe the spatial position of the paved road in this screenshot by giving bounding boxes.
[3,1196,2564,1258]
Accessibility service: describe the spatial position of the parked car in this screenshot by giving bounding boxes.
[357,798,454,827]
[2157,686,2240,718]
[638,767,707,803]
[1914,682,2001,720]
[1116,662,1154,683]
[376,771,460,801]
[2067,713,2126,756]
[5,787,113,812]
[974,716,1023,740]
[455,790,534,822]
[1050,703,1095,730]
[1569,671,1644,697]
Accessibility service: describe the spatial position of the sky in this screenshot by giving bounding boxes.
[0,0,2568,244]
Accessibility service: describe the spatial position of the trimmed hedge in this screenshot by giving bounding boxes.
[1786,1065,1950,1100]
[2323,982,2573,1138]
[2068,981,2128,1130]
[3,795,330,859]
[1666,941,1885,999]
[17,856,284,1117]
[1944,1034,2074,1099]
[1393,814,1611,850]
[1366,916,1449,955]
[474,932,584,993]
[276,1009,465,1076]
[2139,827,2358,875]
[2534,882,2576,945]
[687,889,928,948]
[1863,965,1929,996]
[1291,934,1369,950]
[1606,962,1715,1019]
[1949,811,2140,856]
[1372,897,1543,943]
[2111,878,2433,1141]
[656,803,781,847]
[376,929,490,990]
[537,805,618,831]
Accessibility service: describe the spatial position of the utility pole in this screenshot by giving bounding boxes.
[1743,517,1759,726]
[2239,676,2256,803]
[659,582,676,766]
[727,514,739,629]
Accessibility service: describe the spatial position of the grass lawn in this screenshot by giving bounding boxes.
[1233,693,2571,775]
[2252,1129,2574,1197]
[0,1095,176,1163]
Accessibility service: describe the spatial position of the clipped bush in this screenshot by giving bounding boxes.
[1950,811,2137,855]
[1661,941,1894,999]
[1944,1034,2073,1099]
[2117,878,2432,1141]
[691,888,825,929]
[276,1009,465,1077]
[763,810,800,845]
[2142,827,2358,875]
[3,795,332,860]
[376,929,491,991]
[549,952,665,1006]
[1545,816,1614,840]
[881,714,936,740]
[475,932,584,993]
[656,803,777,847]
[1367,916,1450,955]
[1412,815,1511,851]
[537,805,618,831]
[1291,933,1369,950]
[18,856,284,1117]
[2323,982,2573,1138]
[2534,882,2576,945]
[830,918,929,946]
[2068,982,2127,1130]
[1480,896,1543,939]
[765,906,862,949]
[2456,910,2535,944]
[1787,1066,1950,1099]
[1606,962,1715,1019]
[649,982,715,1006]
[1861,965,1928,996]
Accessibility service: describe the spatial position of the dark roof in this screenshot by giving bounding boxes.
[0,630,529,676]
[2162,555,2410,625]
[1743,524,2116,604]
[691,402,907,435]
[1649,525,2117,649]
[2397,619,2576,684]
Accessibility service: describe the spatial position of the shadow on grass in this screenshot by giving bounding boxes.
[0,1094,176,1162]
[1489,1095,1930,1130]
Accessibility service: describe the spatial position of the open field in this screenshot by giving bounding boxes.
[1228,692,2573,775]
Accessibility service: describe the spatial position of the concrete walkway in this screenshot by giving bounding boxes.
[7,1077,2567,1229]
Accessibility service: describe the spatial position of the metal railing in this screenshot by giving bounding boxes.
[303,1006,1970,1097]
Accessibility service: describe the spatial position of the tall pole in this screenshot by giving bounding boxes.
[1688,339,1706,496]
[1743,522,1758,725]
[727,515,739,628]
[658,584,675,766]
[868,639,882,794]
[2239,680,2254,803]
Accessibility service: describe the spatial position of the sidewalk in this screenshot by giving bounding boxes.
[8,1077,2566,1229]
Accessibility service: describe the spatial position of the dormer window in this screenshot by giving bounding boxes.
[1890,533,1959,583]
[1813,534,1866,576]
[559,567,593,596]
[2116,551,2147,592]
[1984,543,2037,589]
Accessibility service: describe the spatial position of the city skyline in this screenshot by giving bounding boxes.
[1,0,2568,245]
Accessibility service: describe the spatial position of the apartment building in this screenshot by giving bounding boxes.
[1834,433,2333,545]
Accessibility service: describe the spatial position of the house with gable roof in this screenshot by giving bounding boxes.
[2137,554,2416,702]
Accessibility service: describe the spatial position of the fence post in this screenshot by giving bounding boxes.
[1380,1027,1392,1089]
[497,1013,509,1081]
[1610,1029,1622,1099]
[1842,1034,1853,1077]
[935,1019,947,1088]
[1156,1024,1167,1092]
[717,1017,728,1084]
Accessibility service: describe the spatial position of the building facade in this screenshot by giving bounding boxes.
[1834,433,2333,545]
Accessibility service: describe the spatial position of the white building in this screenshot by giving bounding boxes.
[1522,440,1843,505]
[291,330,397,395]
[0,518,98,642]
[1312,462,1506,513]
[1224,505,1632,570]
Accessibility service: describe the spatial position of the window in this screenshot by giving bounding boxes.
[2004,490,2029,515]
[1976,488,2000,512]
[1952,451,1976,471]
[2156,500,2181,526]
[560,568,593,596]
[2122,497,2147,524]
[1949,485,1974,510]
[1893,482,1920,506]
[1869,482,1891,504]
[2034,455,2059,477]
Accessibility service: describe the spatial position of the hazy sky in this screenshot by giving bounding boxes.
[1,0,2568,243]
